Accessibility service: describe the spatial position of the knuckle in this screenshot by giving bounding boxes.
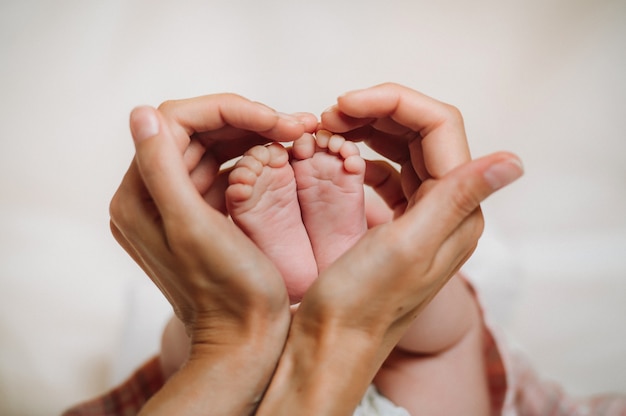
[220,92,243,100]
[157,99,178,115]
[449,180,481,218]
[109,190,135,233]
[467,208,485,241]
[108,190,125,225]
[455,208,485,258]
[442,103,464,126]
[379,223,430,267]
[379,81,400,90]
[108,174,151,238]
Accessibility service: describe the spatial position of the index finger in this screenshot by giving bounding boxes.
[158,94,317,148]
[322,83,471,177]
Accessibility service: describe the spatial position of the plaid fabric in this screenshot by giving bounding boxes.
[61,329,516,416]
[484,322,509,414]
[507,352,626,416]
[62,356,164,416]
[472,278,626,416]
[62,308,625,415]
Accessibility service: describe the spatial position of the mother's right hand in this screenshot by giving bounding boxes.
[258,84,524,415]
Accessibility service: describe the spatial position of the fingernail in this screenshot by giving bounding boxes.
[484,157,524,190]
[322,105,337,113]
[130,106,159,143]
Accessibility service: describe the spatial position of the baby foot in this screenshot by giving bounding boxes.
[292,130,368,272]
[226,142,317,303]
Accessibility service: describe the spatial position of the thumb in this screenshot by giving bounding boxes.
[396,151,524,252]
[129,106,200,222]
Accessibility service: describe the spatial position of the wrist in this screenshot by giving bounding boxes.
[147,308,291,416]
[257,314,386,415]
[142,352,261,416]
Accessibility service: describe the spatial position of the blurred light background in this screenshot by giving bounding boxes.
[1,1,624,414]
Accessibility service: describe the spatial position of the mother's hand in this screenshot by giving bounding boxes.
[258,84,523,415]
[322,82,474,213]
[109,95,316,415]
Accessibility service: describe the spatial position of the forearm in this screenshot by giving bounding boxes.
[143,313,291,416]
[257,317,390,415]
[140,354,257,416]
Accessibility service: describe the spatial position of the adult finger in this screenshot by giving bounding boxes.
[306,152,523,337]
[322,83,471,177]
[158,94,314,145]
[128,105,271,283]
[364,159,407,218]
[393,151,523,259]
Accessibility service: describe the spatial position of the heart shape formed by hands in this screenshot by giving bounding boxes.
[106,82,523,415]
[114,81,523,339]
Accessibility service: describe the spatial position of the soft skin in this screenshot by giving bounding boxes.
[110,84,523,415]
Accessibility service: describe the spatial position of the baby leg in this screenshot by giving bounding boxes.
[291,130,368,272]
[375,277,491,415]
[226,142,317,303]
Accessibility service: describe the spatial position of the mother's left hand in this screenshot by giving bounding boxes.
[109,95,316,415]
